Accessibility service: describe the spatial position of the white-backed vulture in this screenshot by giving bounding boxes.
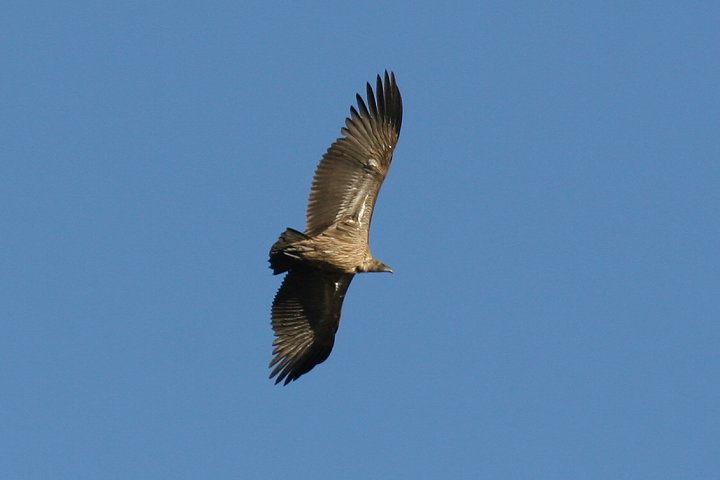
[268,71,402,385]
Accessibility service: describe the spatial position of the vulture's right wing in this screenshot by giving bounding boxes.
[269,267,354,385]
[305,71,402,239]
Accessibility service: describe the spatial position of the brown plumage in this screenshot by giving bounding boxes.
[268,71,402,385]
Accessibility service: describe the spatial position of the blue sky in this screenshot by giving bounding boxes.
[2,1,719,478]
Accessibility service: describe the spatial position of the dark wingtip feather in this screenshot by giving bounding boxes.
[356,93,370,118]
[375,70,402,134]
[384,70,402,133]
[344,71,402,137]
[366,81,378,117]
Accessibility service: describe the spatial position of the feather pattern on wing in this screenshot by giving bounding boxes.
[269,267,354,385]
[305,71,402,240]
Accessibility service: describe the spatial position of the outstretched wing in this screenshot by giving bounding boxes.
[269,267,354,385]
[306,71,402,239]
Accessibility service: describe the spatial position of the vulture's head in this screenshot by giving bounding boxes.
[358,259,393,273]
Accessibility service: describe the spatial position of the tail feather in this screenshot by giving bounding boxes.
[269,228,309,274]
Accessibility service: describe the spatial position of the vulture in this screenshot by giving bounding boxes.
[268,71,402,385]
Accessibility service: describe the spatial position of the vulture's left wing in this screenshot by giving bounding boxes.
[269,267,354,385]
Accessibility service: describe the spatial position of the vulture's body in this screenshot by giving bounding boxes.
[268,72,402,385]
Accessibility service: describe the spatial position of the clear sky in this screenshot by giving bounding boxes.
[2,1,719,478]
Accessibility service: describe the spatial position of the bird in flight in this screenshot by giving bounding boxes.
[268,71,403,385]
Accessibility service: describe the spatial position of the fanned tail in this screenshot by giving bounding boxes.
[268,228,310,274]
